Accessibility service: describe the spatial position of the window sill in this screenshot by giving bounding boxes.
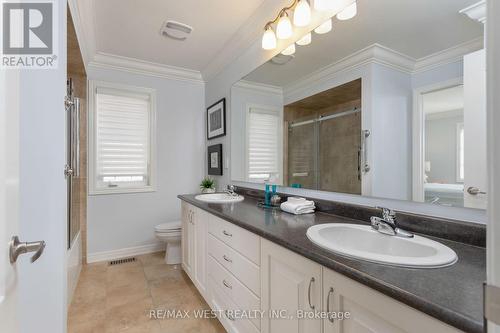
[89,185,156,196]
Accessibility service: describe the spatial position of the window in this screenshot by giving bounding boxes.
[89,81,156,194]
[246,106,282,183]
[456,122,464,183]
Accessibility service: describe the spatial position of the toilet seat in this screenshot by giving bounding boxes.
[155,221,181,232]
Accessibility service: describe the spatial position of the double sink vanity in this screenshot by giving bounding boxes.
[179,190,485,333]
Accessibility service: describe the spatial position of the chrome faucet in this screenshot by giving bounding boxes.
[370,207,414,238]
[225,185,237,196]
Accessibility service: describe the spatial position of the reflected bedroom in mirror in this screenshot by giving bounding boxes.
[231,0,486,211]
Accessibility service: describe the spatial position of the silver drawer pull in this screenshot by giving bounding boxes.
[223,255,232,263]
[222,230,232,237]
[223,279,232,289]
[326,287,335,323]
[308,277,315,310]
[225,310,235,321]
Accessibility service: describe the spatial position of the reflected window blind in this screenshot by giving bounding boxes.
[247,108,279,181]
[95,88,150,186]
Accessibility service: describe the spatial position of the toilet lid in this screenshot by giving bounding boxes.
[155,221,181,232]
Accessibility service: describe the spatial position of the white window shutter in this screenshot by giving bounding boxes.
[95,88,150,186]
[247,108,280,181]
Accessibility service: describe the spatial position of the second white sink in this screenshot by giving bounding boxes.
[306,223,457,268]
[195,193,244,203]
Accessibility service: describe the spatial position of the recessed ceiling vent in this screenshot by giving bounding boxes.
[271,53,295,65]
[160,20,193,41]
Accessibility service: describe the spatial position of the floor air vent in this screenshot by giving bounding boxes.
[108,257,136,266]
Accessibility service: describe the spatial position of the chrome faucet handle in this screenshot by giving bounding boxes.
[225,185,237,196]
[376,206,396,222]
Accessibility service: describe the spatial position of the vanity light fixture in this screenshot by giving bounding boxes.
[281,43,296,56]
[314,18,332,34]
[262,27,277,50]
[261,0,355,51]
[296,32,311,46]
[294,0,312,27]
[276,12,293,39]
[337,2,357,20]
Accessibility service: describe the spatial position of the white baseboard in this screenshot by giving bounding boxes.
[87,242,164,264]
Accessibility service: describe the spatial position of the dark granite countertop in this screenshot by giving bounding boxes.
[178,194,485,333]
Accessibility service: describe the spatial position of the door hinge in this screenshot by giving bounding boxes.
[484,283,500,325]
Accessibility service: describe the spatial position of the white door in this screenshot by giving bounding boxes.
[0,66,20,333]
[463,49,487,209]
[0,2,67,332]
[261,239,322,333]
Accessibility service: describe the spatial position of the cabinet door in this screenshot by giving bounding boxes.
[193,207,207,295]
[181,202,193,277]
[261,239,322,333]
[322,268,461,333]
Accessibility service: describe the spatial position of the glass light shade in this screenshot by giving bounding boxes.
[313,0,336,11]
[296,33,311,46]
[293,0,311,27]
[262,28,277,50]
[276,14,293,39]
[281,43,296,56]
[337,2,357,20]
[314,19,332,34]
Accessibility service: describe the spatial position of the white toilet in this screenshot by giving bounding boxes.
[155,221,182,264]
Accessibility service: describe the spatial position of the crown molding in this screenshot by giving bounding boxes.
[88,52,204,84]
[283,44,415,99]
[284,39,483,100]
[413,37,484,73]
[233,80,283,95]
[67,0,97,71]
[460,0,486,24]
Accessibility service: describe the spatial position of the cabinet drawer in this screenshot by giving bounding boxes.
[208,276,260,333]
[208,234,260,296]
[209,215,260,265]
[208,255,261,329]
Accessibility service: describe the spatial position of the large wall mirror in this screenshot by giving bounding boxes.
[230,0,486,211]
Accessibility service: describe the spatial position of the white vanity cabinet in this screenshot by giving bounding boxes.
[180,202,464,333]
[261,239,323,333]
[322,268,463,333]
[181,202,207,295]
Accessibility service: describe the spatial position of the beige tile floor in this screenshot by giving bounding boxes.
[68,252,226,333]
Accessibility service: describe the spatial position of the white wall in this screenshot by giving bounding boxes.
[87,67,205,259]
[18,1,68,332]
[370,63,412,200]
[230,83,283,182]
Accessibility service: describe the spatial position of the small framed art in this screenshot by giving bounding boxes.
[208,144,223,176]
[207,98,226,140]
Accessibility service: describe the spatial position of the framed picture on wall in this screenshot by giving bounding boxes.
[207,98,226,140]
[208,144,223,176]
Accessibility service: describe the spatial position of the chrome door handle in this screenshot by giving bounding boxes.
[326,287,335,323]
[9,236,46,264]
[308,277,315,310]
[467,187,487,195]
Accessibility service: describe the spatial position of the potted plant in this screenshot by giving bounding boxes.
[200,177,216,194]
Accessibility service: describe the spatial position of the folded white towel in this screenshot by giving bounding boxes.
[280,200,316,215]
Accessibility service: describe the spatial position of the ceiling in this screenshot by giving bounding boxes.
[423,85,464,115]
[244,0,484,87]
[92,0,266,72]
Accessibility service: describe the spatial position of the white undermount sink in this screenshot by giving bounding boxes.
[194,193,244,203]
[306,224,457,268]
